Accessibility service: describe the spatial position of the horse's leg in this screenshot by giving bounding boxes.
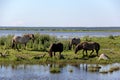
[85,50,88,56]
[54,52,55,56]
[16,44,19,51]
[49,52,52,57]
[96,50,99,56]
[82,50,85,57]
[12,43,15,48]
[24,43,26,50]
[89,50,94,56]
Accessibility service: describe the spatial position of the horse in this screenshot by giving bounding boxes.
[75,41,100,57]
[48,42,63,58]
[12,34,35,50]
[69,38,80,50]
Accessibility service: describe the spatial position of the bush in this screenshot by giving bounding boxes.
[27,33,58,51]
[59,39,70,51]
[83,36,92,42]
[108,35,114,39]
[0,35,13,49]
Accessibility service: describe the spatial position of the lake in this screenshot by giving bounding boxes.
[0,63,120,80]
[0,30,120,38]
[0,27,120,80]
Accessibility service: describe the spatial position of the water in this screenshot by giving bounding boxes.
[0,63,120,80]
[0,30,120,38]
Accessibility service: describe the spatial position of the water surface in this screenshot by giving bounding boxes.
[0,30,120,38]
[0,63,120,80]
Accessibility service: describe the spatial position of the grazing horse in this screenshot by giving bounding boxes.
[69,38,80,50]
[12,34,35,50]
[75,41,100,57]
[48,42,63,58]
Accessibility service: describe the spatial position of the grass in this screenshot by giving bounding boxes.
[1,34,120,64]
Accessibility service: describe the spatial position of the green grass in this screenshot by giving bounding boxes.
[1,34,120,64]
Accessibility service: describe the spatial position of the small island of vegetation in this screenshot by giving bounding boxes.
[0,32,120,65]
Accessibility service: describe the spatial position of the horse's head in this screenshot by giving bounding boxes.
[30,34,35,42]
[75,44,82,54]
[48,43,54,57]
[24,34,35,43]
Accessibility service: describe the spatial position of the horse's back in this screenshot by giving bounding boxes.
[49,42,63,52]
[12,36,22,42]
[12,35,29,44]
[56,43,63,52]
[81,41,100,50]
[94,42,100,50]
[71,38,80,45]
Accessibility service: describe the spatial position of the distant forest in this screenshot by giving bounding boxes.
[0,27,120,31]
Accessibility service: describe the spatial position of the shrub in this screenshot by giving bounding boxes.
[0,35,13,49]
[83,36,92,42]
[108,35,114,39]
[27,33,58,51]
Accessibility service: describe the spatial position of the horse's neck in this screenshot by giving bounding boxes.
[21,36,30,43]
[23,35,30,39]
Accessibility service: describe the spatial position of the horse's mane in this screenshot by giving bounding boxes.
[23,34,34,38]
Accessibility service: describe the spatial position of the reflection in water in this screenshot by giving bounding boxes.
[0,63,120,80]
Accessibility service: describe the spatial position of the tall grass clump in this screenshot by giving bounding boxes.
[59,39,70,51]
[108,35,115,39]
[82,36,92,42]
[0,35,13,49]
[27,33,58,51]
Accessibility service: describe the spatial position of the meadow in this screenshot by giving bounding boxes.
[0,33,120,64]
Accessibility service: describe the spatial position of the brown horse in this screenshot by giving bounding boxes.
[75,41,100,57]
[69,38,80,50]
[12,34,35,50]
[48,42,63,58]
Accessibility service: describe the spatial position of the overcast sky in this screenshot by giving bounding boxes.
[0,0,120,27]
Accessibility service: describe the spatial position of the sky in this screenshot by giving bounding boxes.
[0,0,120,27]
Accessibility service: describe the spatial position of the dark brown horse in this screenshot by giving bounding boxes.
[12,34,35,50]
[75,41,100,57]
[48,42,63,58]
[69,38,80,50]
